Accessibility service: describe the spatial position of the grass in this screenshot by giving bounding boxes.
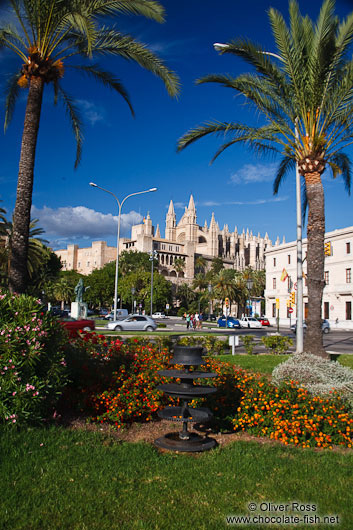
[1,426,352,529]
[215,354,353,374]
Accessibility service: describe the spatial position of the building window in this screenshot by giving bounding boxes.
[346,301,352,320]
[272,303,276,317]
[324,301,329,319]
[346,268,351,283]
[347,242,351,254]
[288,254,291,264]
[324,271,329,285]
[87,261,90,267]
[273,258,276,267]
[78,262,80,268]
[273,278,276,289]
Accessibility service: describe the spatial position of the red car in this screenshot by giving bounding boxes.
[258,317,270,326]
[60,317,95,335]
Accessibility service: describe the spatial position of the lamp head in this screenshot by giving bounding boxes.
[149,187,157,192]
[89,182,97,187]
[213,43,229,52]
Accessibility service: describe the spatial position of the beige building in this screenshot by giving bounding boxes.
[55,195,274,280]
[264,225,353,329]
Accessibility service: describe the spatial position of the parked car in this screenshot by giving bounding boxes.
[60,317,95,334]
[99,308,109,316]
[217,316,241,329]
[152,312,167,319]
[106,314,157,332]
[239,316,263,329]
[290,319,330,334]
[50,307,69,317]
[105,309,129,320]
[258,316,270,326]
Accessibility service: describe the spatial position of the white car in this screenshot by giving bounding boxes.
[106,315,157,331]
[239,316,263,329]
[152,312,167,319]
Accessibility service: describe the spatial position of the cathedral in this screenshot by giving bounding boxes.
[55,194,275,280]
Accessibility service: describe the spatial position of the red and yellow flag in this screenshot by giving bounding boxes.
[280,268,288,282]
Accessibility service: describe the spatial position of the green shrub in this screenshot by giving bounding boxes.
[0,290,69,426]
[272,353,353,405]
[261,335,293,354]
[241,335,255,355]
[177,335,227,355]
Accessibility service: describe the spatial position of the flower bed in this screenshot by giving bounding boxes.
[62,334,353,449]
[63,334,172,427]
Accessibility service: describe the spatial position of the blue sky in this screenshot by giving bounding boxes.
[1,0,353,250]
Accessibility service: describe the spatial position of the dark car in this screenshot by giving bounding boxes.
[203,313,217,321]
[50,306,69,317]
[60,317,95,335]
[217,316,241,329]
[290,319,330,334]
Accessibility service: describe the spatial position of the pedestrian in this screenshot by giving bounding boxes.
[192,314,197,330]
[198,312,203,329]
[186,313,191,329]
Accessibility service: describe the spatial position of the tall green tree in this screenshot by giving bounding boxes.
[178,0,353,356]
[1,0,179,294]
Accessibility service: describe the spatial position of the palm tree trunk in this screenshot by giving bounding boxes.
[303,173,327,357]
[9,77,44,293]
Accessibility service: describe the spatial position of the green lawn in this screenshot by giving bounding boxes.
[1,426,352,529]
[215,354,353,374]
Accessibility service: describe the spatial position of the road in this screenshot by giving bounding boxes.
[155,317,353,355]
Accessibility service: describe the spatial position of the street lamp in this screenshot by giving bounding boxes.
[149,250,158,315]
[208,283,213,317]
[246,278,253,317]
[89,182,157,320]
[131,287,136,314]
[213,43,303,350]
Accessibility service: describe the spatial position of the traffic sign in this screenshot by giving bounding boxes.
[288,307,294,313]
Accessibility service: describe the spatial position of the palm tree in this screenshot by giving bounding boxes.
[213,269,238,314]
[173,257,186,278]
[0,216,50,285]
[178,0,353,357]
[195,255,207,274]
[53,277,74,310]
[1,0,179,294]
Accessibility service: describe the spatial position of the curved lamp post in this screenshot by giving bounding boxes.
[246,278,254,317]
[214,43,303,350]
[149,250,158,316]
[89,182,157,320]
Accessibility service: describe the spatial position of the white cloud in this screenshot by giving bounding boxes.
[31,205,143,240]
[230,163,278,185]
[202,196,288,207]
[76,100,105,125]
[173,202,187,210]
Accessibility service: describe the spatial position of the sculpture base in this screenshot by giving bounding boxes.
[70,302,87,319]
[154,432,217,452]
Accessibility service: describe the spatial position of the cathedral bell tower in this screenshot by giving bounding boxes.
[165,200,176,241]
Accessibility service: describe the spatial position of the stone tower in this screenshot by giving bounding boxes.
[165,200,176,241]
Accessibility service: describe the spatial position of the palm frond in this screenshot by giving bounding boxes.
[4,71,22,132]
[85,0,165,22]
[329,152,351,194]
[86,29,180,97]
[69,64,134,116]
[273,155,296,194]
[54,84,84,168]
